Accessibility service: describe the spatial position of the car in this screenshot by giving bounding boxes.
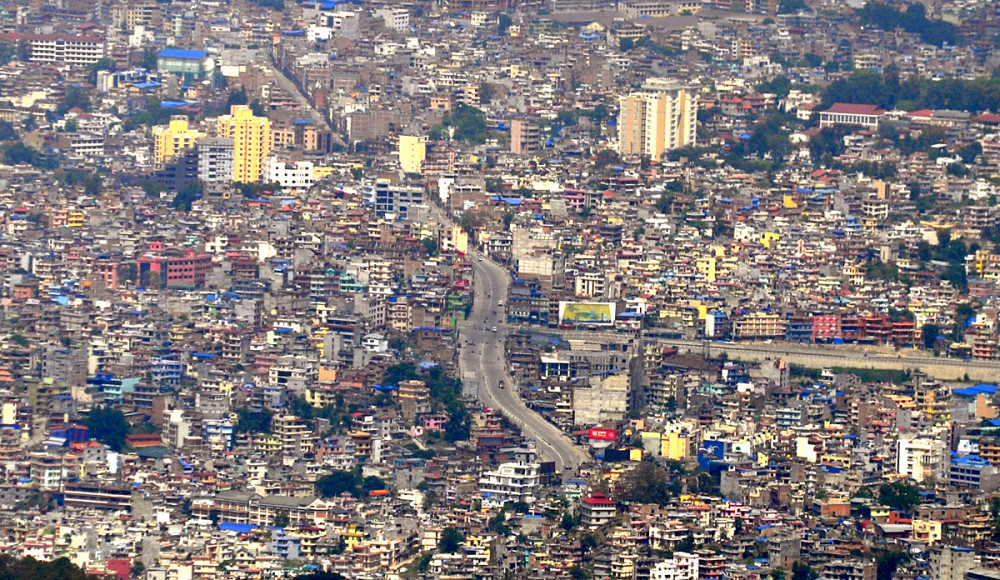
[477,256,483,261]
[498,380,505,389]
[492,326,498,332]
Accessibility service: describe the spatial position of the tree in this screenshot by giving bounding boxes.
[273,510,290,528]
[618,462,674,505]
[562,512,577,531]
[3,143,57,169]
[291,573,347,580]
[498,13,513,34]
[921,323,940,350]
[361,476,386,492]
[140,47,158,70]
[57,86,91,115]
[570,566,590,580]
[0,121,16,141]
[0,555,99,580]
[422,238,438,256]
[234,408,272,434]
[439,527,464,553]
[792,562,818,580]
[171,179,204,212]
[878,481,920,511]
[85,406,129,452]
[315,471,359,498]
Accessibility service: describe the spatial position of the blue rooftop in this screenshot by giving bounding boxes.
[158,48,208,60]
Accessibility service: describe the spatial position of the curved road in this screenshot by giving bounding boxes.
[459,252,590,476]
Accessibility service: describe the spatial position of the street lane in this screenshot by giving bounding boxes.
[456,250,590,476]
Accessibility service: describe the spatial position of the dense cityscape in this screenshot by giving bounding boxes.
[4,0,1000,578]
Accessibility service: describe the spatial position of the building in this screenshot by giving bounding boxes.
[618,78,698,158]
[15,34,106,65]
[510,119,541,155]
[264,159,317,192]
[580,494,617,529]
[138,249,213,289]
[649,553,699,580]
[156,48,213,79]
[398,135,426,174]
[153,116,204,165]
[29,451,78,490]
[196,138,234,184]
[949,455,1000,491]
[217,105,272,183]
[929,545,975,580]
[820,560,876,580]
[896,436,946,482]
[370,179,424,219]
[818,103,884,129]
[478,462,540,507]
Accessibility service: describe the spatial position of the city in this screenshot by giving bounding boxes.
[0,0,998,579]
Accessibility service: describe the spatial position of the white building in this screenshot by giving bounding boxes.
[376,7,409,31]
[23,34,107,65]
[896,436,946,482]
[650,553,699,580]
[265,159,316,192]
[478,462,540,507]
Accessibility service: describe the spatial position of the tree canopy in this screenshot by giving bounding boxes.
[0,556,97,580]
[85,406,129,452]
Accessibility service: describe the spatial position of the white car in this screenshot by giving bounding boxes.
[492,326,498,332]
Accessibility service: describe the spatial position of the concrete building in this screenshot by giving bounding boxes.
[573,373,629,426]
[153,116,204,165]
[17,34,106,65]
[649,553,699,580]
[618,78,697,158]
[370,178,424,219]
[156,48,213,79]
[896,436,946,482]
[478,462,540,507]
[196,138,234,184]
[510,119,541,155]
[398,135,426,174]
[580,494,617,529]
[264,159,316,192]
[217,105,271,183]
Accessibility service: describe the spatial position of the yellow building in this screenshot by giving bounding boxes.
[399,135,426,174]
[661,430,688,459]
[153,116,204,165]
[618,78,697,158]
[217,105,271,183]
[912,519,942,544]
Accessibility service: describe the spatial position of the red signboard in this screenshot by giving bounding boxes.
[588,428,617,441]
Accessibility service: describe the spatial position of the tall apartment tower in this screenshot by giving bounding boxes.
[618,78,697,159]
[216,105,271,183]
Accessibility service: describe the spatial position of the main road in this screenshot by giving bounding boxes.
[458,253,591,475]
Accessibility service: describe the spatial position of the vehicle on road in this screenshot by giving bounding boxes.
[499,380,505,389]
[492,326,498,332]
[477,256,483,261]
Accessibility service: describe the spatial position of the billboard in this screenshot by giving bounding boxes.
[588,428,617,441]
[559,301,616,325]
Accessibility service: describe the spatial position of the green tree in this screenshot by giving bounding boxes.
[878,481,920,511]
[0,121,16,141]
[85,406,129,452]
[57,86,91,114]
[234,408,272,434]
[3,143,57,169]
[498,13,513,34]
[0,555,99,580]
[439,527,464,552]
[921,323,940,350]
[315,471,359,498]
[618,462,674,505]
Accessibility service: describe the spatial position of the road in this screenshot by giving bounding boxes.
[656,337,1000,381]
[266,51,346,147]
[459,253,591,475]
